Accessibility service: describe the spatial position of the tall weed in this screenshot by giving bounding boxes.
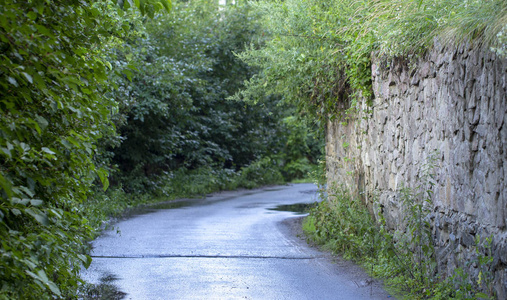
[304,186,379,261]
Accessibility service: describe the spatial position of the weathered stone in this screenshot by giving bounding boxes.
[460,232,476,248]
[471,133,479,151]
[467,86,477,109]
[420,61,431,78]
[464,123,472,141]
[455,79,465,98]
[498,239,507,265]
[470,49,480,66]
[474,124,488,137]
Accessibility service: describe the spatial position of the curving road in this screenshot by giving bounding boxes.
[81,183,392,299]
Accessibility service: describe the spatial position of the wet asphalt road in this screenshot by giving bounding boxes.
[81,183,392,299]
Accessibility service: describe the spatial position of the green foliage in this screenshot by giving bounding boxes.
[491,25,507,56]
[237,0,506,121]
[237,157,285,189]
[355,0,506,57]
[280,115,323,180]
[0,0,171,298]
[447,235,496,300]
[163,167,240,197]
[157,158,284,197]
[309,159,327,189]
[117,0,172,17]
[395,152,439,289]
[0,1,121,297]
[234,0,363,121]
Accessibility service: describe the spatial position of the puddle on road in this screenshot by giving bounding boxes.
[79,273,126,300]
[268,202,318,215]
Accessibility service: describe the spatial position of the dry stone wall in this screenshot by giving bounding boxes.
[326,43,506,296]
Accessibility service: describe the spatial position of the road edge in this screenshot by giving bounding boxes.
[278,216,395,299]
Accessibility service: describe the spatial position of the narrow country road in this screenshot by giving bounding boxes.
[81,183,392,299]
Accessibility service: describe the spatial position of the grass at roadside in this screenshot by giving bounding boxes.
[302,186,496,299]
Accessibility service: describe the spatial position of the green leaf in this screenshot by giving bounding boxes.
[25,208,49,225]
[139,0,146,15]
[11,198,30,205]
[60,139,73,149]
[30,200,43,206]
[122,0,131,10]
[160,0,171,12]
[35,115,49,131]
[96,168,110,191]
[32,72,47,90]
[19,186,35,198]
[123,69,133,82]
[49,208,62,219]
[66,136,81,148]
[127,63,140,71]
[36,270,49,284]
[22,72,33,84]
[46,281,61,296]
[78,254,93,269]
[41,147,55,155]
[0,147,12,158]
[26,270,42,282]
[7,77,18,87]
[34,24,51,36]
[27,11,38,20]
[81,88,92,94]
[26,270,61,296]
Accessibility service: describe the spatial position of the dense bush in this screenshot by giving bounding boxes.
[304,187,379,261]
[0,1,170,298]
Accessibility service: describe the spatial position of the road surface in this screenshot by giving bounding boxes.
[80,183,392,299]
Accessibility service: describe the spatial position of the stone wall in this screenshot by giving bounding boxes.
[326,43,506,296]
